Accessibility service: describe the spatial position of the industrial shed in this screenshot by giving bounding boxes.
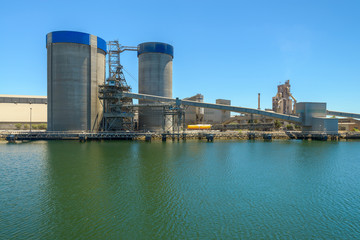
[0,95,47,130]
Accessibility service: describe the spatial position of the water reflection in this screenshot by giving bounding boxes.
[43,141,139,238]
[1,140,359,239]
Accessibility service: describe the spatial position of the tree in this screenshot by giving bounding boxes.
[274,120,281,129]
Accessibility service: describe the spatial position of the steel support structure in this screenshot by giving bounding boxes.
[162,105,186,135]
[98,41,138,131]
[118,103,185,134]
[99,85,135,131]
[107,41,135,90]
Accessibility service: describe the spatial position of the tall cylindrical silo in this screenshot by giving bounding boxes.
[138,42,174,131]
[46,31,106,131]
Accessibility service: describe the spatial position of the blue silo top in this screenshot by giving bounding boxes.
[46,31,107,52]
[137,42,174,58]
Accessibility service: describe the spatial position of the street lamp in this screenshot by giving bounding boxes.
[30,107,32,132]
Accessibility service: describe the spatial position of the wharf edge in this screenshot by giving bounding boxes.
[2,131,360,143]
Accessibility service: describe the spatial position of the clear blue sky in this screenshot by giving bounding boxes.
[1,0,359,113]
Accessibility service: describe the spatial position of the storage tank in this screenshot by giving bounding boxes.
[46,31,106,131]
[138,42,174,131]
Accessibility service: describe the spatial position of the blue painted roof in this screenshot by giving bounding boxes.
[97,37,107,53]
[47,31,107,52]
[137,42,174,58]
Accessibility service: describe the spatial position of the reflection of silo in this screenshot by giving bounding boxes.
[138,42,174,131]
[46,31,106,131]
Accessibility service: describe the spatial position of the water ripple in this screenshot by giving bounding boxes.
[1,141,360,239]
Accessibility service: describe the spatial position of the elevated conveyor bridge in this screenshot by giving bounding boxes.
[122,92,302,123]
[327,110,360,119]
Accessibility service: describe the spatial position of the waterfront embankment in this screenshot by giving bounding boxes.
[1,130,360,142]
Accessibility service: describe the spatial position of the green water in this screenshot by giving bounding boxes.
[0,140,360,239]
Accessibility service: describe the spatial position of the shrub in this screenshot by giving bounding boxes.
[38,123,47,130]
[32,124,38,130]
[274,120,281,129]
[15,123,22,130]
[23,124,29,130]
[286,124,294,130]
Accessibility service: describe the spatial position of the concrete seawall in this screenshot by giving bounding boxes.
[2,131,360,142]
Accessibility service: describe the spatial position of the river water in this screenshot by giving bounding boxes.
[1,140,360,239]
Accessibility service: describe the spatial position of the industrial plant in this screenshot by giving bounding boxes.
[45,31,237,135]
[2,30,360,141]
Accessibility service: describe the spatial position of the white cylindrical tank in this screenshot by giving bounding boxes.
[46,31,106,131]
[137,42,174,131]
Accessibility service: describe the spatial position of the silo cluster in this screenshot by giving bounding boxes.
[46,31,106,131]
[46,30,173,132]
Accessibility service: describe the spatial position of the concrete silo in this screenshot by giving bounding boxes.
[137,42,174,131]
[46,31,106,131]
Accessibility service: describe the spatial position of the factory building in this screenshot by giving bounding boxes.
[338,118,360,131]
[0,95,47,130]
[46,31,106,131]
[272,80,296,115]
[183,94,204,124]
[183,95,231,124]
[296,102,338,133]
[204,99,231,124]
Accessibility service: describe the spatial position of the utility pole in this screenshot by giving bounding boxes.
[30,107,32,132]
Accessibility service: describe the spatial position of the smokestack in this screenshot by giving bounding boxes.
[258,93,260,110]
